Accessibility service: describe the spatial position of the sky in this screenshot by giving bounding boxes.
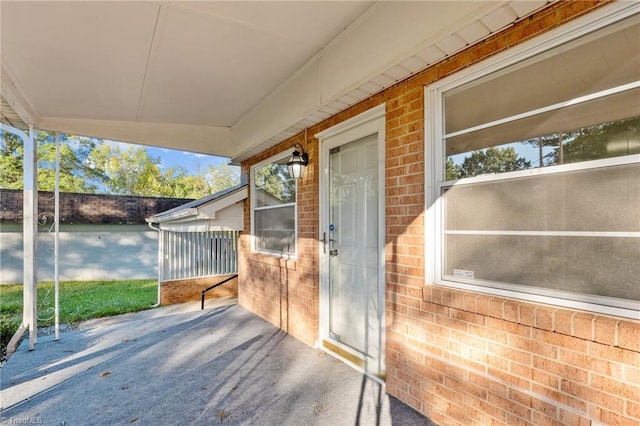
[108,139,232,173]
[148,146,230,172]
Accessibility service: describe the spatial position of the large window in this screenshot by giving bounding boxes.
[427,8,640,318]
[251,153,297,256]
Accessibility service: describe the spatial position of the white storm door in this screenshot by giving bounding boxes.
[323,130,384,379]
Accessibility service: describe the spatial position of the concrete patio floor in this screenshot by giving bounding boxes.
[1,298,434,425]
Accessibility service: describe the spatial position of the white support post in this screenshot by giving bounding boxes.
[54,133,60,340]
[23,125,38,350]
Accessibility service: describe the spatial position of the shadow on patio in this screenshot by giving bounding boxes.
[0,298,433,425]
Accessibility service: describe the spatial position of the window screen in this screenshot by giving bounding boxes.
[436,15,640,311]
[252,156,297,256]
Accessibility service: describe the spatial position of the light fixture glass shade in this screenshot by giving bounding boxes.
[287,149,308,179]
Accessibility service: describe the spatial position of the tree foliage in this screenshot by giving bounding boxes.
[90,144,168,196]
[207,164,243,195]
[0,132,23,189]
[1,131,106,192]
[90,143,240,198]
[255,162,295,203]
[536,116,640,166]
[446,147,531,180]
[0,131,240,199]
[446,116,639,180]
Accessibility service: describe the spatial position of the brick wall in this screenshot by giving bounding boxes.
[386,286,640,425]
[240,1,640,425]
[160,275,238,305]
[238,138,319,347]
[0,189,189,224]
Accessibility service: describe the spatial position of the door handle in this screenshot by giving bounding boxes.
[322,232,338,254]
[329,249,339,257]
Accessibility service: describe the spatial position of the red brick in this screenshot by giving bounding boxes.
[589,406,637,426]
[532,328,588,353]
[487,392,532,421]
[450,290,465,310]
[618,320,640,352]
[463,293,477,312]
[488,366,531,392]
[533,356,587,385]
[557,409,590,426]
[476,295,492,316]
[627,399,640,420]
[594,316,618,346]
[532,383,586,413]
[572,313,595,341]
[627,365,640,386]
[590,373,640,401]
[518,303,536,327]
[490,297,505,319]
[488,317,531,338]
[531,412,564,426]
[561,379,624,412]
[503,300,519,323]
[444,375,488,400]
[589,341,640,366]
[559,348,624,380]
[554,309,573,335]
[530,395,559,420]
[468,370,508,397]
[535,306,555,331]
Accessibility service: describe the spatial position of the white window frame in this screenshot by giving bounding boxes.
[250,151,298,257]
[424,3,640,319]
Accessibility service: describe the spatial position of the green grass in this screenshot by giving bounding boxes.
[1,279,157,358]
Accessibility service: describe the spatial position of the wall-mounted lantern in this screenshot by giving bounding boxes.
[287,143,308,179]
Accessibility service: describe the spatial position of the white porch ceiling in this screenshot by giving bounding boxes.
[0,1,552,162]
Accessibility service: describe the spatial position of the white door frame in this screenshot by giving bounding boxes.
[316,104,386,379]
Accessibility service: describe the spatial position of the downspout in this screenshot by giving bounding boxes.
[147,220,163,307]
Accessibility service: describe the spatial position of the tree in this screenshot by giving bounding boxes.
[206,163,241,194]
[0,131,106,192]
[2,129,241,198]
[0,132,23,189]
[541,116,640,165]
[445,157,462,181]
[89,144,169,196]
[255,162,295,203]
[89,144,241,198]
[448,147,531,180]
[164,167,209,199]
[38,133,107,192]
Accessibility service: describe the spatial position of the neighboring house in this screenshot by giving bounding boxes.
[238,3,640,426]
[146,184,247,304]
[0,189,188,284]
